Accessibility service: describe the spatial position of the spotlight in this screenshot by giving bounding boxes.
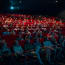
[56,0,58,3]
[10,6,14,10]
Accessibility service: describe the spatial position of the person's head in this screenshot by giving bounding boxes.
[11,30,16,35]
[18,35,22,38]
[14,40,19,46]
[60,35,64,40]
[44,36,49,41]
[2,40,7,47]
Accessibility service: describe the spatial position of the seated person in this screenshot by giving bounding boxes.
[2,29,10,35]
[13,40,23,55]
[43,37,54,64]
[35,45,44,65]
[1,40,11,56]
[16,35,23,41]
[24,37,34,50]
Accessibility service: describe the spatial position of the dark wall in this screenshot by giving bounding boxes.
[23,0,58,15]
[0,0,10,12]
[0,0,65,16]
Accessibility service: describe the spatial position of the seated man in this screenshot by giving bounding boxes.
[24,37,34,50]
[13,40,24,55]
[35,45,44,65]
[43,38,54,64]
[33,39,44,65]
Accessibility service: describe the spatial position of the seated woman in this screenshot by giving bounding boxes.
[1,40,11,56]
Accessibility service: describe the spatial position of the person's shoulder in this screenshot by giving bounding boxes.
[18,45,22,48]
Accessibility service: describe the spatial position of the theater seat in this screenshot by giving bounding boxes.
[39,38,44,44]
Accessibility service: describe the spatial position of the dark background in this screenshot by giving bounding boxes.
[0,0,65,16]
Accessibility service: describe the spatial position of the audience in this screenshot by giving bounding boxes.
[0,14,65,65]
